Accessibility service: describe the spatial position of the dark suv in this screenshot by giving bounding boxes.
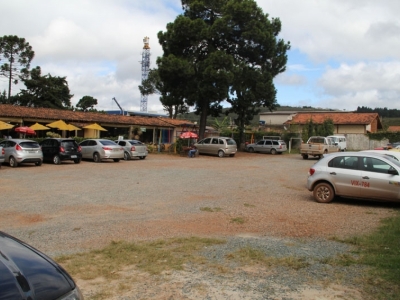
[40,138,82,164]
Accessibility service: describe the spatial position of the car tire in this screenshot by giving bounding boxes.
[93,153,101,163]
[248,147,254,153]
[218,150,224,158]
[9,156,18,167]
[139,156,146,159]
[124,152,131,161]
[313,182,335,203]
[74,159,81,164]
[53,155,61,165]
[302,154,308,159]
[270,149,277,155]
[35,160,42,166]
[113,159,120,162]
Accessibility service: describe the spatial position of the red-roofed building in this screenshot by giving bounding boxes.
[388,126,400,132]
[0,104,194,143]
[283,112,382,134]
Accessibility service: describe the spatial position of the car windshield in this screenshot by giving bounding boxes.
[225,139,236,145]
[19,142,40,148]
[100,140,117,145]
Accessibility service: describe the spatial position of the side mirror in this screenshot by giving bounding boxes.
[388,168,399,175]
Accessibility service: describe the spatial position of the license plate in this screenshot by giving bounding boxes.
[71,155,77,158]
[28,151,36,153]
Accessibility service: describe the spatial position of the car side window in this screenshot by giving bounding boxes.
[265,140,272,145]
[219,139,224,145]
[362,157,392,173]
[328,156,359,170]
[211,139,218,144]
[256,141,264,145]
[80,140,88,146]
[88,140,97,146]
[202,138,211,144]
[119,141,126,146]
[272,141,279,145]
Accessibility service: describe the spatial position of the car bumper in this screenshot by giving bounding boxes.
[60,153,82,161]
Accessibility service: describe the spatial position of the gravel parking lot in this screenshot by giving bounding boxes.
[1,152,398,299]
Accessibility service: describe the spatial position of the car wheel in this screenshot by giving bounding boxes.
[9,156,18,167]
[248,147,254,153]
[124,152,131,161]
[35,160,42,166]
[139,156,146,159]
[74,159,81,164]
[113,159,120,162]
[93,153,101,163]
[53,155,61,165]
[313,182,335,203]
[302,154,308,159]
[218,150,224,158]
[270,149,277,155]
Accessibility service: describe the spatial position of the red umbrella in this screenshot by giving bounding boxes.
[180,131,198,139]
[14,126,36,135]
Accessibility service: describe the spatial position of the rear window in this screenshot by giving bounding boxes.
[61,141,77,147]
[100,140,117,146]
[128,140,143,145]
[225,139,236,145]
[19,142,40,148]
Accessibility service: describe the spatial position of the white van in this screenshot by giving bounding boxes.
[327,135,347,151]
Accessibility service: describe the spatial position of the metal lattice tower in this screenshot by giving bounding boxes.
[140,36,151,112]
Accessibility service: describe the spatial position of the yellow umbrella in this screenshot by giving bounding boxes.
[46,120,70,130]
[30,122,50,130]
[66,124,81,131]
[83,123,107,131]
[0,121,14,130]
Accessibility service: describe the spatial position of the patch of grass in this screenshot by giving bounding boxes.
[56,237,226,280]
[226,246,309,270]
[243,203,255,207]
[200,207,222,212]
[230,217,245,224]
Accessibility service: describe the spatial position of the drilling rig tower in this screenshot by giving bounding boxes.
[140,36,151,112]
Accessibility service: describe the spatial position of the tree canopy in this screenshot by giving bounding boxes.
[13,66,73,109]
[76,95,98,111]
[155,0,290,141]
[0,35,34,101]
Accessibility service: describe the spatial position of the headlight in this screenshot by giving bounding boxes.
[58,287,84,300]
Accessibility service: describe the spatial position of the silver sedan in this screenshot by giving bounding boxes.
[307,152,400,203]
[79,139,124,162]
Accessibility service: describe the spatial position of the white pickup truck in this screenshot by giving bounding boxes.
[300,136,339,159]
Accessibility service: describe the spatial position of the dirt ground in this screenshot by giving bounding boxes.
[1,151,398,299]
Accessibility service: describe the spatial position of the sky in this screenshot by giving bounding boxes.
[1,0,400,113]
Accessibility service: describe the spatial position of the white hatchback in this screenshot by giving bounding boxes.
[307,152,400,203]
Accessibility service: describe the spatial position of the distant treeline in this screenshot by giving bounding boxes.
[357,106,400,118]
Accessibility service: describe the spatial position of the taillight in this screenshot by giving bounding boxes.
[15,144,22,151]
[59,146,65,153]
[130,146,136,151]
[102,147,112,150]
[309,168,315,176]
[78,146,82,152]
[279,145,282,149]
[1,148,4,155]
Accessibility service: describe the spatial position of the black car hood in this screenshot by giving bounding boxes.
[0,232,75,300]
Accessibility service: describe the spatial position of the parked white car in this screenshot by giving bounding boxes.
[307,151,400,203]
[115,139,148,160]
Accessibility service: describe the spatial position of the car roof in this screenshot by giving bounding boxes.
[5,139,37,143]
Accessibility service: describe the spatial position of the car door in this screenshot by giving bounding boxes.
[360,156,400,200]
[254,140,265,152]
[197,138,211,154]
[210,138,220,155]
[264,140,273,153]
[327,155,361,197]
[40,139,51,160]
[0,141,10,161]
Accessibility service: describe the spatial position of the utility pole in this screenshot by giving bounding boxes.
[140,37,151,112]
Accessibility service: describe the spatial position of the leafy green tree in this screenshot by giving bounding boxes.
[76,95,98,111]
[139,67,189,118]
[302,118,334,141]
[14,66,73,109]
[157,1,234,138]
[156,0,289,140]
[0,35,34,101]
